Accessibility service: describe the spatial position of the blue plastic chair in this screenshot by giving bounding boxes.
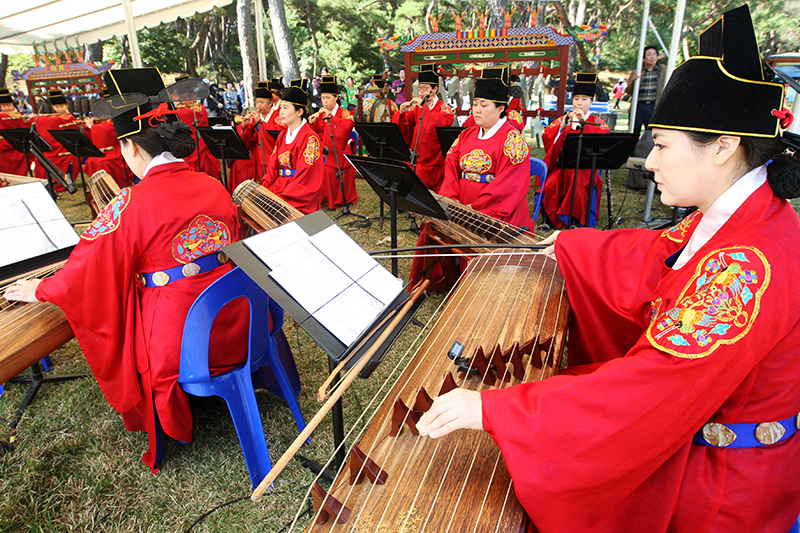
[179,266,306,489]
[530,157,548,221]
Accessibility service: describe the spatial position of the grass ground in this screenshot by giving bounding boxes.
[2,113,798,533]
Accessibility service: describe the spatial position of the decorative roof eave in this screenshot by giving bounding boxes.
[400,26,574,53]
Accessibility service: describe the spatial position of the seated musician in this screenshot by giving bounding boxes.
[539,72,610,230]
[0,87,30,177]
[362,73,398,123]
[228,79,285,193]
[417,6,800,531]
[33,89,80,187]
[461,70,526,133]
[392,64,455,193]
[3,68,260,474]
[439,66,534,229]
[261,79,325,214]
[83,87,133,187]
[172,75,222,180]
[308,75,358,209]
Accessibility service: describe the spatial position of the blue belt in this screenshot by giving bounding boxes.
[279,168,296,177]
[693,416,798,448]
[462,172,494,183]
[139,252,229,288]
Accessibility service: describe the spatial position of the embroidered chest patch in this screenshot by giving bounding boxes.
[503,130,529,164]
[446,135,460,156]
[303,136,321,165]
[171,215,232,264]
[278,150,292,168]
[341,109,353,120]
[647,247,770,358]
[81,188,131,241]
[661,211,701,243]
[460,149,492,173]
[507,110,524,126]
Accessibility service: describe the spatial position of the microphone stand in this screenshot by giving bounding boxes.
[566,115,586,228]
[409,93,430,167]
[321,112,367,221]
[191,106,204,173]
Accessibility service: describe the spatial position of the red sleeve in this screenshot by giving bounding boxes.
[438,131,465,200]
[261,134,282,188]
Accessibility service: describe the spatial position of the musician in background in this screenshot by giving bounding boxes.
[262,79,325,214]
[3,68,265,474]
[439,66,534,229]
[308,75,357,209]
[0,87,30,176]
[33,89,80,187]
[393,64,455,193]
[461,70,526,133]
[540,72,609,230]
[362,73,398,122]
[172,75,222,181]
[83,87,133,187]
[228,79,285,193]
[418,6,800,531]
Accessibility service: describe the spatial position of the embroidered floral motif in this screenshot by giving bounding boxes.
[503,130,529,164]
[342,109,353,120]
[460,149,492,173]
[278,150,291,168]
[440,102,454,115]
[171,215,232,264]
[81,188,131,241]
[508,110,523,126]
[274,115,283,126]
[303,135,321,165]
[647,247,770,358]
[661,211,701,243]
[446,135,460,156]
[650,297,662,323]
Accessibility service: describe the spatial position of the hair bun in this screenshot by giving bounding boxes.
[767,149,800,199]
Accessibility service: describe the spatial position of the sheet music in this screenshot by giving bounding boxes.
[245,220,403,346]
[0,182,78,267]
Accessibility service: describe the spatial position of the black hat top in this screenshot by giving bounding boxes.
[372,73,386,89]
[418,64,440,86]
[573,72,597,98]
[282,78,308,107]
[254,81,271,100]
[474,65,510,104]
[0,88,13,105]
[174,74,189,82]
[649,4,784,138]
[48,89,67,106]
[319,75,339,95]
[101,68,171,139]
[268,78,283,93]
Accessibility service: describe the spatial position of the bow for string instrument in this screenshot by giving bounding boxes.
[232,179,304,233]
[260,249,569,532]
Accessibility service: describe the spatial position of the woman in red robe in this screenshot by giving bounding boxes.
[0,88,30,177]
[439,66,533,229]
[262,79,324,214]
[540,73,609,229]
[417,6,800,532]
[4,68,252,473]
[83,91,133,188]
[33,89,80,185]
[309,75,357,209]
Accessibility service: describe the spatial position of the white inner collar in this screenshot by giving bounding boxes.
[285,118,307,144]
[478,117,507,140]
[143,151,183,178]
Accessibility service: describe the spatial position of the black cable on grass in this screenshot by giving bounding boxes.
[275,501,313,533]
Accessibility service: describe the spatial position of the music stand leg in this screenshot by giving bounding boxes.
[389,187,399,277]
[585,156,598,228]
[218,144,228,190]
[567,131,584,229]
[605,167,614,229]
[23,149,33,178]
[328,357,346,470]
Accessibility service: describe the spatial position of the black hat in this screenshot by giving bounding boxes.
[48,89,67,106]
[474,66,509,104]
[573,72,597,98]
[0,88,13,104]
[372,74,386,89]
[319,75,339,95]
[282,79,308,107]
[418,64,440,86]
[649,4,784,138]
[254,81,270,99]
[174,74,189,82]
[101,87,110,99]
[103,68,168,139]
[268,78,283,93]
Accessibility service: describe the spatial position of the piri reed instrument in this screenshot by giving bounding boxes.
[262,251,570,532]
[232,179,304,233]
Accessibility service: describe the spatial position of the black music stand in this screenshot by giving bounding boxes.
[346,155,447,276]
[0,128,35,178]
[208,116,229,127]
[436,126,465,156]
[266,129,281,140]
[196,126,250,189]
[353,122,413,230]
[49,129,104,202]
[557,132,638,230]
[11,130,77,198]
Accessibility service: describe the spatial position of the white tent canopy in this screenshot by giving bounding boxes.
[0,0,233,56]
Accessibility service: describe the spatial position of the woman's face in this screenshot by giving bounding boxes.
[471,98,502,129]
[279,101,303,127]
[321,93,337,111]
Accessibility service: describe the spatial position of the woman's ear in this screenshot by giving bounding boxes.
[713,135,742,166]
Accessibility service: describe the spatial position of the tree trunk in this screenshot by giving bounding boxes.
[265,0,299,80]
[84,41,104,63]
[552,1,594,73]
[304,0,320,75]
[120,35,130,68]
[187,16,209,78]
[487,0,506,30]
[0,55,7,88]
[237,0,258,108]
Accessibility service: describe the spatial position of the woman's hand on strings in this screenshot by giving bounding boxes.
[3,279,42,303]
[538,230,560,257]
[417,389,483,439]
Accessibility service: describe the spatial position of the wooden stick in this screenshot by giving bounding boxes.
[251,278,430,501]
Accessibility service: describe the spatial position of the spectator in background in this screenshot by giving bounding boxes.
[393,68,407,105]
[223,81,240,115]
[626,46,667,139]
[308,77,323,112]
[238,80,246,110]
[343,76,358,112]
[612,79,626,109]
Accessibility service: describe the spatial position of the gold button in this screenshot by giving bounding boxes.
[152,271,171,287]
[755,422,785,445]
[137,274,146,287]
[182,263,201,277]
[218,252,229,264]
[702,422,736,447]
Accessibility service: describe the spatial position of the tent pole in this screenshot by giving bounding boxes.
[121,0,143,68]
[628,0,650,134]
[254,0,268,79]
[665,0,687,82]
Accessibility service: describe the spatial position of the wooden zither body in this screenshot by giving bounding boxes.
[303,252,570,532]
[415,194,539,293]
[87,169,121,218]
[232,179,304,234]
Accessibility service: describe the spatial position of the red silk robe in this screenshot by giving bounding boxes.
[262,121,324,214]
[83,119,132,187]
[541,114,609,227]
[0,112,30,176]
[33,114,80,185]
[462,98,526,132]
[482,180,800,532]
[392,97,455,193]
[227,105,284,194]
[36,160,250,472]
[439,119,533,229]
[176,106,221,180]
[310,105,357,208]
